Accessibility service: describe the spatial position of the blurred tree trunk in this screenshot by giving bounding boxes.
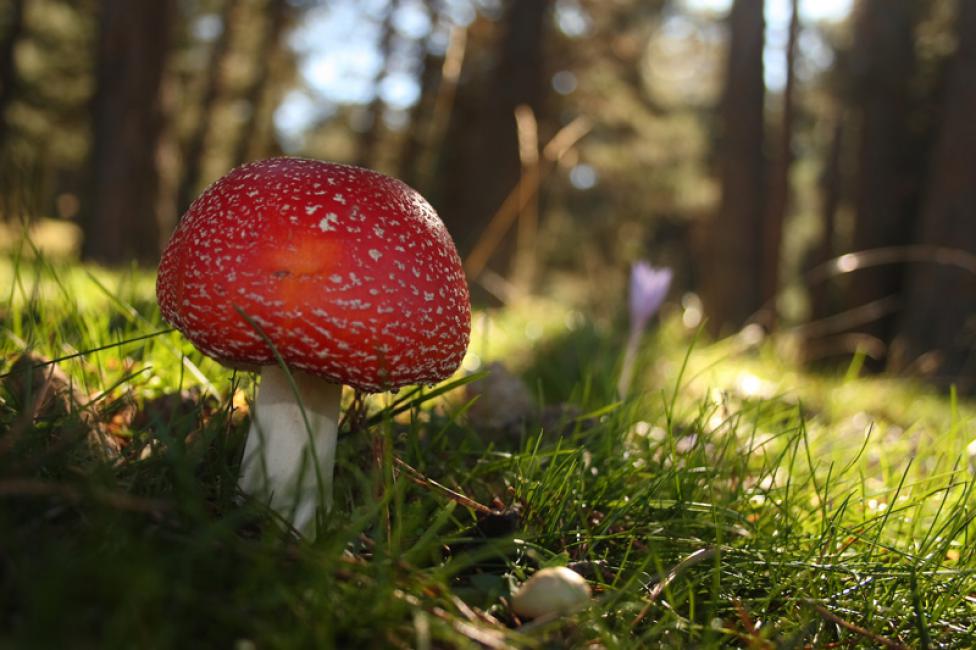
[231,0,288,167]
[398,41,441,188]
[701,0,766,335]
[439,0,551,270]
[0,0,27,222]
[843,0,922,358]
[83,0,175,265]
[402,22,466,196]
[761,0,799,325]
[178,0,241,213]
[0,0,26,160]
[808,120,844,326]
[356,0,399,170]
[398,0,442,189]
[893,0,976,388]
[155,68,182,243]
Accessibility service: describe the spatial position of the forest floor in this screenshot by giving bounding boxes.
[2,249,976,648]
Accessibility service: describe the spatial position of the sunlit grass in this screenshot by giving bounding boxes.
[0,217,83,261]
[2,246,975,648]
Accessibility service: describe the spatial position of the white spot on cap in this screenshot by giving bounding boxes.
[318,212,339,231]
[368,249,382,261]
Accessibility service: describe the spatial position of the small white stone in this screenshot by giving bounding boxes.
[511,567,591,619]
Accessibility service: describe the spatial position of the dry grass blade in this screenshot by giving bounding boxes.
[431,607,513,650]
[631,547,717,628]
[0,368,55,457]
[412,25,467,192]
[393,456,495,514]
[513,104,540,288]
[0,478,171,513]
[464,115,591,279]
[806,600,909,650]
[732,598,773,650]
[0,329,174,380]
[748,244,976,329]
[449,593,502,627]
[788,295,901,340]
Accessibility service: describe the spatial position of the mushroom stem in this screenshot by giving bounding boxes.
[239,365,342,537]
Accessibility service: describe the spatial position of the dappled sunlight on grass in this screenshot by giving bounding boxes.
[0,252,156,311]
[0,218,82,261]
[665,323,976,454]
[465,299,582,372]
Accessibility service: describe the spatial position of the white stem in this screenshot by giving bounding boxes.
[238,365,342,538]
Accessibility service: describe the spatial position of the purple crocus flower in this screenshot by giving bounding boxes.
[629,261,673,333]
[619,261,672,398]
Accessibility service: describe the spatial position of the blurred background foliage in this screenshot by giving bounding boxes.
[0,0,973,389]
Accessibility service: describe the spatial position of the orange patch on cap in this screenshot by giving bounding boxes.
[260,237,342,307]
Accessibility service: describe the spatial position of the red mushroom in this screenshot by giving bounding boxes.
[156,157,471,536]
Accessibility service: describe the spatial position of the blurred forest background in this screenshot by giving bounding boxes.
[0,0,973,389]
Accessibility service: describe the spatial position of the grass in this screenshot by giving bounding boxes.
[2,248,976,649]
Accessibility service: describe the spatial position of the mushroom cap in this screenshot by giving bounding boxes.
[511,566,592,619]
[156,157,471,392]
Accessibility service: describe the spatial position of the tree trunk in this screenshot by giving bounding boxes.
[155,66,182,244]
[178,0,241,213]
[438,0,550,268]
[701,0,766,335]
[844,0,922,356]
[0,0,28,223]
[0,0,26,159]
[397,0,442,189]
[402,21,466,197]
[83,0,175,265]
[355,0,399,170]
[761,0,799,325]
[231,0,289,167]
[893,0,976,389]
[808,119,844,325]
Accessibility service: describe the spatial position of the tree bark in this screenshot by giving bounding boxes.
[701,0,766,335]
[83,0,176,265]
[231,0,289,167]
[355,0,400,169]
[761,0,799,325]
[178,0,241,213]
[438,0,551,267]
[402,21,466,196]
[0,0,28,222]
[893,0,976,388]
[397,0,442,189]
[844,0,922,354]
[0,0,26,159]
[808,120,844,326]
